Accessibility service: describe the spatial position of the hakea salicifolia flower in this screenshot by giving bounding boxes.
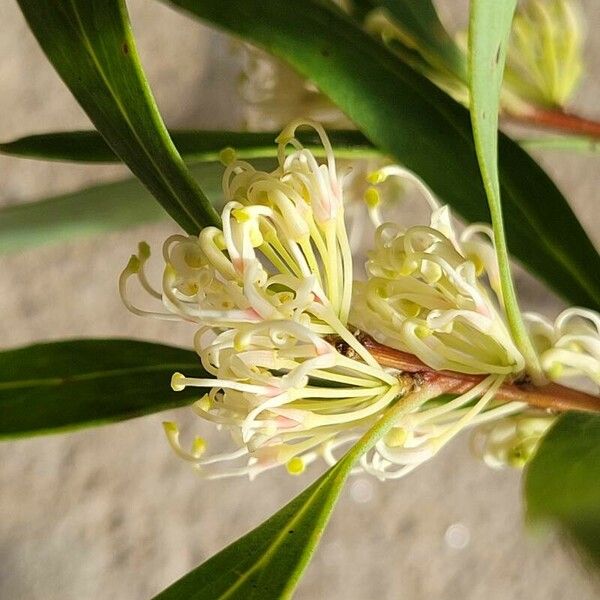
[120,121,599,480]
[525,309,600,389]
[121,120,405,480]
[353,164,600,471]
[504,0,584,109]
[366,0,584,112]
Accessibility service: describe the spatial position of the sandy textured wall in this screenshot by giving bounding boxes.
[1,1,599,598]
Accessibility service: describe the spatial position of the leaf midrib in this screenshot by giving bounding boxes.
[0,362,199,392]
[215,471,339,599]
[67,0,203,231]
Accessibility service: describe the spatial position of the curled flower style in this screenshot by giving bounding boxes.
[353,166,524,377]
[121,120,355,336]
[471,413,555,469]
[120,120,409,479]
[526,308,600,389]
[166,322,403,479]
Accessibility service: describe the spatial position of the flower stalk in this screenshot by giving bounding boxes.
[355,332,600,413]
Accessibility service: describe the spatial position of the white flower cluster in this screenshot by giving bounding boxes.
[353,167,524,377]
[120,121,598,480]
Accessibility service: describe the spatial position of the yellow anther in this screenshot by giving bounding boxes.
[421,261,442,284]
[547,362,563,380]
[415,325,432,339]
[364,187,381,208]
[184,251,204,268]
[367,170,386,185]
[232,207,252,223]
[214,232,226,250]
[384,427,407,448]
[192,437,206,458]
[219,146,237,166]
[126,254,141,273]
[507,439,536,469]
[249,226,264,248]
[138,241,151,260]
[286,456,305,475]
[171,372,187,392]
[162,421,178,434]
[375,284,389,298]
[233,332,248,352]
[399,300,420,318]
[467,253,485,276]
[276,291,294,304]
[197,394,211,412]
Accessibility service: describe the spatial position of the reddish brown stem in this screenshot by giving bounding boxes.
[355,333,600,414]
[505,106,600,139]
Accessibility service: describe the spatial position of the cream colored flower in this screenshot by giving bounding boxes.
[353,166,525,377]
[526,308,600,390]
[120,121,598,480]
[505,0,584,109]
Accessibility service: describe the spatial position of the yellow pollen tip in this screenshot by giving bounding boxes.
[467,253,485,276]
[219,146,237,166]
[138,241,151,260]
[171,372,187,392]
[547,362,563,380]
[192,437,206,457]
[415,325,431,339]
[126,254,140,273]
[232,207,251,223]
[215,233,226,250]
[400,299,420,318]
[196,394,211,412]
[286,456,305,475]
[367,170,386,185]
[233,333,248,352]
[364,187,380,208]
[162,421,178,435]
[384,427,408,448]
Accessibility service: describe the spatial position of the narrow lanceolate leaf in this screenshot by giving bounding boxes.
[162,0,600,313]
[0,339,206,439]
[467,0,542,381]
[153,395,421,600]
[0,129,376,163]
[376,0,467,80]
[525,413,600,569]
[16,0,220,233]
[0,160,275,256]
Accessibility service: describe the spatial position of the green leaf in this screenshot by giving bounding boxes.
[525,412,600,569]
[0,161,258,256]
[0,129,379,163]
[376,0,467,80]
[16,0,220,233]
[0,129,376,163]
[0,339,206,439]
[162,0,600,312]
[154,391,424,600]
[467,1,542,380]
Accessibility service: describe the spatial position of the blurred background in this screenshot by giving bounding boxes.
[1,1,600,598]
